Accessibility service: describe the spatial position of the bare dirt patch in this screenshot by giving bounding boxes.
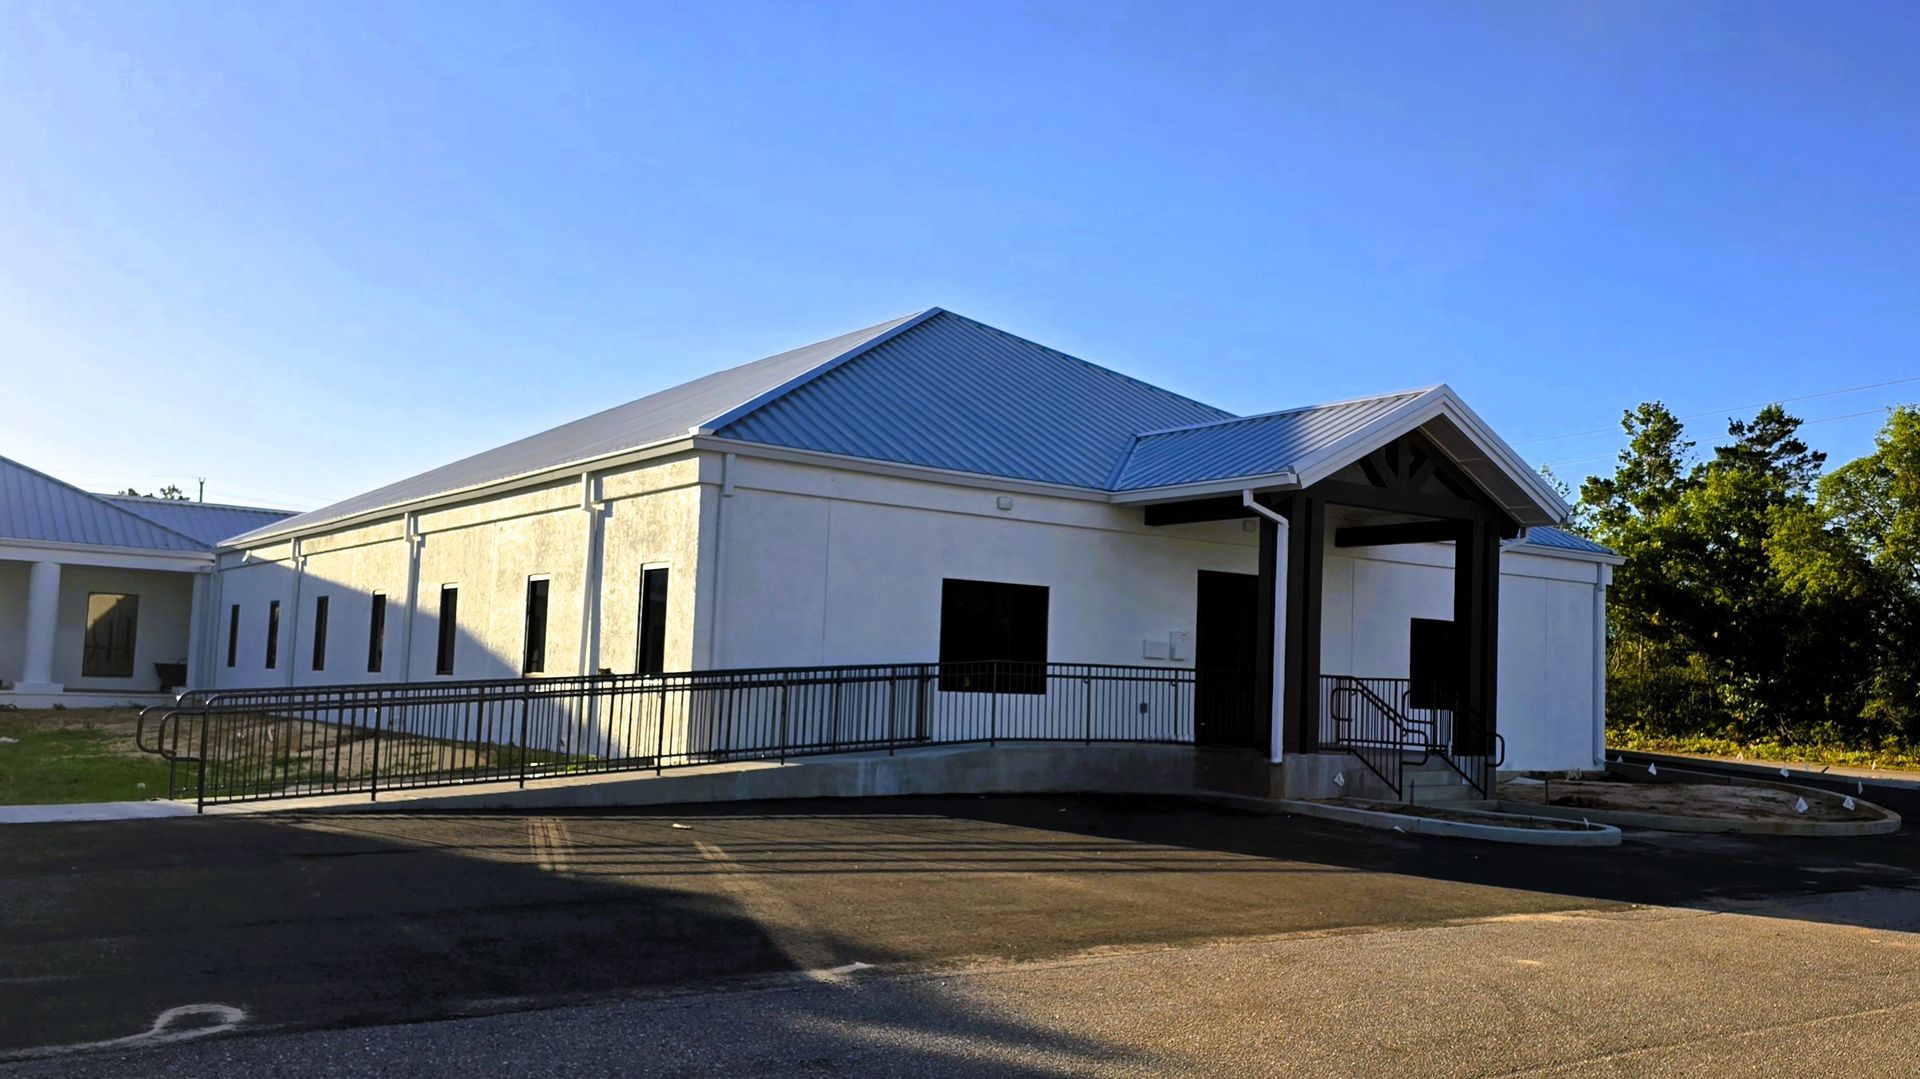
[1500,777,1866,823]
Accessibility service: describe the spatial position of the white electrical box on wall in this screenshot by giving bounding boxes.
[1142,638,1170,660]
[1169,631,1190,661]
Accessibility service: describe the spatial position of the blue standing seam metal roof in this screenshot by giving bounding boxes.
[101,496,296,547]
[230,310,929,544]
[0,455,207,553]
[1108,391,1430,491]
[1519,526,1616,556]
[713,310,1232,488]
[226,306,1569,547]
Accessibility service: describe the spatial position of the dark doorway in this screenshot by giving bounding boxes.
[1194,570,1263,749]
[1408,617,1459,710]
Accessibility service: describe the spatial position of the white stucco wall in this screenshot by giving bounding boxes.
[211,454,706,691]
[709,457,1262,671]
[33,564,197,692]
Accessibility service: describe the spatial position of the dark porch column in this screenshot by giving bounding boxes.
[1451,519,1501,754]
[1280,494,1324,754]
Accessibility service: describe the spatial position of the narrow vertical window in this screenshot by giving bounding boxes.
[311,595,330,672]
[264,600,281,669]
[81,593,139,677]
[636,567,669,674]
[227,604,240,668]
[436,586,458,676]
[522,577,550,674]
[367,592,387,673]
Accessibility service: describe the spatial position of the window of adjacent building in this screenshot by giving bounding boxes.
[367,593,387,673]
[938,578,1048,693]
[436,586,458,676]
[522,577,550,675]
[227,604,240,668]
[636,567,669,675]
[1408,617,1458,710]
[80,593,138,678]
[311,595,330,672]
[264,600,281,669]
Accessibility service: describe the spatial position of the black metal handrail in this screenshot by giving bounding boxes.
[139,660,1234,810]
[1321,675,1430,797]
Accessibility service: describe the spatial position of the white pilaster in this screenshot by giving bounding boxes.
[16,560,64,694]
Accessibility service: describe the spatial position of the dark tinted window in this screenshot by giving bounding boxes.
[523,578,550,674]
[436,587,458,676]
[265,600,281,669]
[636,568,669,675]
[367,593,387,673]
[311,596,329,672]
[938,579,1048,693]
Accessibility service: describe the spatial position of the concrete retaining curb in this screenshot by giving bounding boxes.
[1498,793,1901,837]
[1198,791,1622,846]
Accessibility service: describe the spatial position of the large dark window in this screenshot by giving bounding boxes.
[1408,617,1459,710]
[367,593,387,673]
[264,600,281,669]
[436,586,459,676]
[227,604,240,668]
[81,593,138,677]
[938,578,1048,693]
[311,595,330,672]
[636,567,669,675]
[522,578,550,674]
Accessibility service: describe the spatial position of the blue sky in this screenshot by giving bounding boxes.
[3,2,1916,510]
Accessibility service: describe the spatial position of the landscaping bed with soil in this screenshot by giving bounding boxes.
[1498,774,1899,835]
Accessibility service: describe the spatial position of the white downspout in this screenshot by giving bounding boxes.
[400,513,422,682]
[284,538,304,688]
[1242,491,1290,765]
[703,452,735,669]
[1592,564,1611,768]
[578,471,606,676]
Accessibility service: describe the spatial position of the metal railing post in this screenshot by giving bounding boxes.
[369,702,383,802]
[519,687,532,788]
[778,677,790,764]
[990,661,999,746]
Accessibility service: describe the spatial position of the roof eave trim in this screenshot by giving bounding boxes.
[1512,540,1626,566]
[223,434,704,548]
[1107,470,1303,504]
[692,307,945,436]
[0,536,215,566]
[693,435,1114,501]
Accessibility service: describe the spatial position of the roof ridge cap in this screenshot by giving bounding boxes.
[940,310,1235,420]
[695,307,943,435]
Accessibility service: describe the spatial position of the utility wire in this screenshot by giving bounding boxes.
[1542,406,1895,472]
[1515,373,1920,446]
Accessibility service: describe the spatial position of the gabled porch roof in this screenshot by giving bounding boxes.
[1106,385,1570,528]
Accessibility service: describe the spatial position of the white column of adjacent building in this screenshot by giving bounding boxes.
[16,560,64,694]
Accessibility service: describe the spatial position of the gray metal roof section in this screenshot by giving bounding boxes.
[103,496,296,547]
[1109,391,1430,491]
[228,309,930,544]
[1520,526,1616,557]
[714,310,1232,487]
[0,456,206,552]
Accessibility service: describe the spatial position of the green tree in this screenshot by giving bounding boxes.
[1818,405,1920,740]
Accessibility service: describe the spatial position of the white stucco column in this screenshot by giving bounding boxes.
[17,560,64,694]
[184,570,210,692]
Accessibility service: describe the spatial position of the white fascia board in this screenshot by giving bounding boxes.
[1106,471,1302,505]
[1289,387,1568,525]
[0,538,213,572]
[1510,541,1625,567]
[691,436,1114,502]
[222,436,703,550]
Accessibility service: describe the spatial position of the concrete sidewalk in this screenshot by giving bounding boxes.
[0,801,196,824]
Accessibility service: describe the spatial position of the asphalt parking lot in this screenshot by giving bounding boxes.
[3,794,1918,1074]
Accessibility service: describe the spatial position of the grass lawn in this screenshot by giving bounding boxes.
[0,708,173,805]
[1609,726,1920,773]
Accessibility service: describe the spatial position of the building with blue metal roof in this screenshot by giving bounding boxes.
[0,454,293,706]
[200,309,1619,797]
